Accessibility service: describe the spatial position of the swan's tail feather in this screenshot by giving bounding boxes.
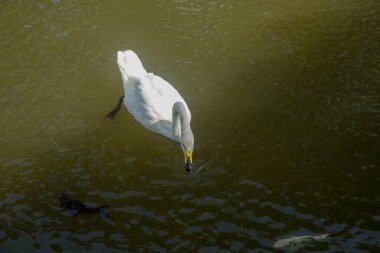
[117,50,147,83]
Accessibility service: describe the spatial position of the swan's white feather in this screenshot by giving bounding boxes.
[117,50,191,142]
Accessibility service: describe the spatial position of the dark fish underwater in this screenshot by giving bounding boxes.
[59,193,109,218]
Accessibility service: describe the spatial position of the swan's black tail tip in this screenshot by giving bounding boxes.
[105,96,124,120]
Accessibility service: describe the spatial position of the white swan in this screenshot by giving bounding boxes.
[106,50,194,172]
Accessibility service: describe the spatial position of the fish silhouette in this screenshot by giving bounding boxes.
[59,193,109,217]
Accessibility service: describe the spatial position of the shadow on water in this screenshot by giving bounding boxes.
[0,110,244,252]
[0,109,376,252]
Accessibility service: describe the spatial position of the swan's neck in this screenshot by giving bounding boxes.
[172,102,191,141]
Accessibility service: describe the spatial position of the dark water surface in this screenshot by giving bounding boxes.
[1,0,379,252]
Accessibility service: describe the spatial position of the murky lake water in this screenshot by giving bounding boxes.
[1,0,379,252]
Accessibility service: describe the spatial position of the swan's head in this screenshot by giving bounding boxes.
[181,131,194,173]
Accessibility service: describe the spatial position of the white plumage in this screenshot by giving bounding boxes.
[116,50,194,171]
[117,50,191,142]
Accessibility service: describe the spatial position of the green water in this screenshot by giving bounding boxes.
[1,0,379,252]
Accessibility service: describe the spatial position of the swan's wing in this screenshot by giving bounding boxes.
[122,72,191,122]
[117,50,147,82]
[147,74,191,121]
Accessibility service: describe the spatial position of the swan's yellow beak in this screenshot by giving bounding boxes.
[184,150,193,164]
[184,150,193,172]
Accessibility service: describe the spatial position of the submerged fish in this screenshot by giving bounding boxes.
[59,193,109,217]
[274,233,329,250]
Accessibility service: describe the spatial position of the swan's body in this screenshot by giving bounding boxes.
[114,50,194,171]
